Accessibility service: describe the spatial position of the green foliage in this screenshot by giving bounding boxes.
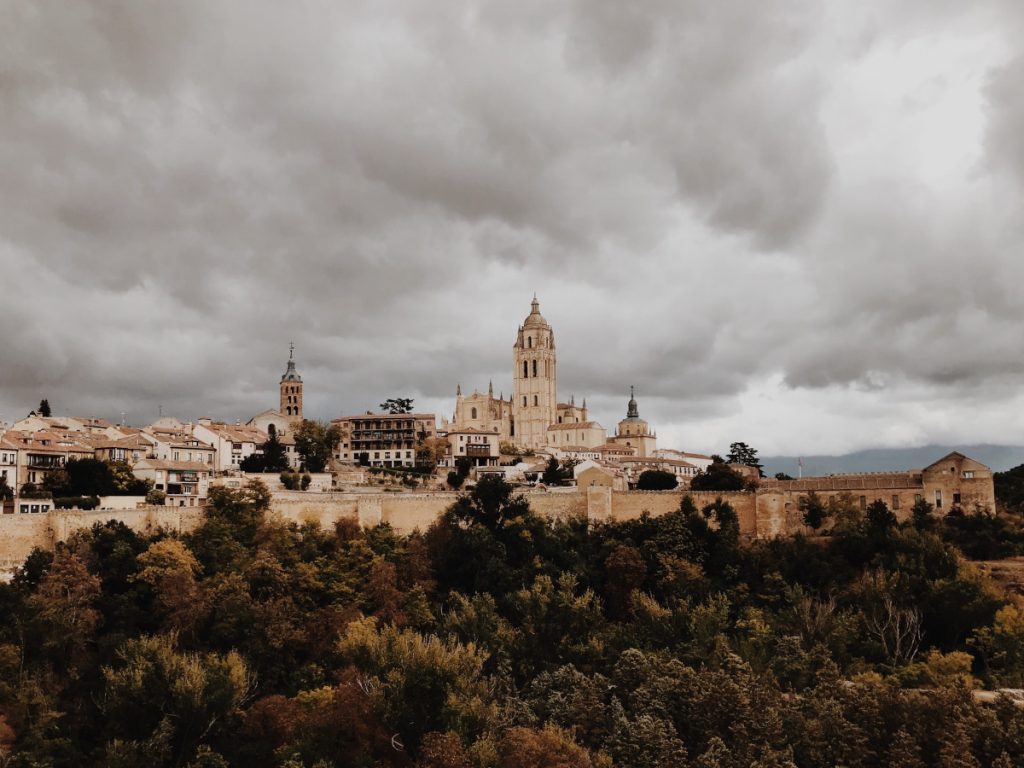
[994,462,1024,514]
[0,474,12,501]
[5,468,1024,767]
[38,398,51,417]
[293,420,340,473]
[279,472,311,491]
[379,397,415,414]
[799,491,829,530]
[636,469,678,491]
[54,495,100,510]
[541,456,574,486]
[44,458,149,498]
[726,441,764,476]
[689,460,746,491]
[146,487,167,506]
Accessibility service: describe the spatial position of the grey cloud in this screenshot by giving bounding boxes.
[2,1,1024,453]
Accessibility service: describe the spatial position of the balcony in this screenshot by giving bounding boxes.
[466,445,494,457]
[26,455,64,469]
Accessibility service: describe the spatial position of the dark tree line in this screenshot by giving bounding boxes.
[2,476,1024,766]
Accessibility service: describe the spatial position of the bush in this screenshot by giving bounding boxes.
[54,496,99,510]
[636,470,677,490]
[145,489,166,506]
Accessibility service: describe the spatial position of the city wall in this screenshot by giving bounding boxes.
[0,487,817,575]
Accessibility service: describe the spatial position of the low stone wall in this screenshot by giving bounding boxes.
[0,482,922,576]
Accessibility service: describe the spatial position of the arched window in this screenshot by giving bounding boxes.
[534,395,538,406]
[532,360,537,377]
[523,361,528,378]
[471,407,477,420]
[528,336,533,348]
[523,396,527,406]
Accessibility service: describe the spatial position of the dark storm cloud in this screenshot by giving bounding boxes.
[1,0,1023,453]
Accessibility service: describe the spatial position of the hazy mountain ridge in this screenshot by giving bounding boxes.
[761,444,1024,478]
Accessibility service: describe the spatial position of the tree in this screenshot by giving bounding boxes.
[102,634,253,766]
[541,457,574,486]
[689,461,745,492]
[636,470,678,491]
[261,424,289,473]
[293,419,340,473]
[416,436,449,471]
[866,499,897,537]
[37,399,51,417]
[146,488,167,506]
[0,475,13,502]
[726,442,763,477]
[799,491,829,530]
[379,398,414,414]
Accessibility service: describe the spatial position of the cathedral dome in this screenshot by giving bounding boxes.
[522,296,550,329]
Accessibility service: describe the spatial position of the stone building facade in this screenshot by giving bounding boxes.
[607,387,657,457]
[280,344,303,424]
[448,297,616,452]
[512,297,559,450]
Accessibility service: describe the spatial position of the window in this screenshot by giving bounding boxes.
[471,408,477,420]
[532,360,537,377]
[859,496,867,510]
[963,471,975,479]
[528,336,533,348]
[523,361,528,378]
[953,493,961,505]
[935,490,942,508]
[533,395,538,406]
[892,495,900,510]
[523,397,527,406]
[915,494,922,504]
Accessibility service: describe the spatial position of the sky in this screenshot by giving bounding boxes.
[2,1,1024,457]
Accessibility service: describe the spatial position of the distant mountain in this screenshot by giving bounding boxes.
[761,444,1024,478]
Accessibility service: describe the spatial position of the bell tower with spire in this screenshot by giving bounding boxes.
[609,386,656,457]
[280,343,304,425]
[512,295,557,450]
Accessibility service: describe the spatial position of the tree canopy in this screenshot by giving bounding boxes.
[379,397,415,414]
[2,480,1024,766]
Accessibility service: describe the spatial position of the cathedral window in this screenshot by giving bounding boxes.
[532,360,537,377]
[528,336,533,348]
[523,397,527,406]
[471,408,477,420]
[534,395,538,406]
[523,361,528,378]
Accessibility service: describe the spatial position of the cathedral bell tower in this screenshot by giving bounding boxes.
[280,343,303,424]
[512,296,557,450]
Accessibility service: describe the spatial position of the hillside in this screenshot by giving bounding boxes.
[762,443,1024,477]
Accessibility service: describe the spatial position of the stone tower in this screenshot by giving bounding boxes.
[611,386,656,457]
[280,343,303,424]
[512,296,557,450]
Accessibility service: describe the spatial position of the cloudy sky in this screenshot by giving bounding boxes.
[2,1,1024,456]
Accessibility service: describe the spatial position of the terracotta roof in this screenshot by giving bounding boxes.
[135,459,211,472]
[447,426,499,434]
[547,421,603,431]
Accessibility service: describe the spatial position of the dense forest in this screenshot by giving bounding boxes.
[3,475,1024,767]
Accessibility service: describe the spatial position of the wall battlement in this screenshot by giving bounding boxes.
[0,461,995,577]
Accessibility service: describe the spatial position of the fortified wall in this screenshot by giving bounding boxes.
[0,454,995,576]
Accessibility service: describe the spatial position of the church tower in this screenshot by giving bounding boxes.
[512,296,557,450]
[610,386,656,457]
[280,343,303,424]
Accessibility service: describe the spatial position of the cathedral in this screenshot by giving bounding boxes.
[446,297,656,454]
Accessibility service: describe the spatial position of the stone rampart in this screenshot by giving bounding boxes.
[0,467,995,576]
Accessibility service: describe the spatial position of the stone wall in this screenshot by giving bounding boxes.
[0,466,996,576]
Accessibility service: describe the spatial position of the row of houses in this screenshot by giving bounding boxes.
[0,412,307,511]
